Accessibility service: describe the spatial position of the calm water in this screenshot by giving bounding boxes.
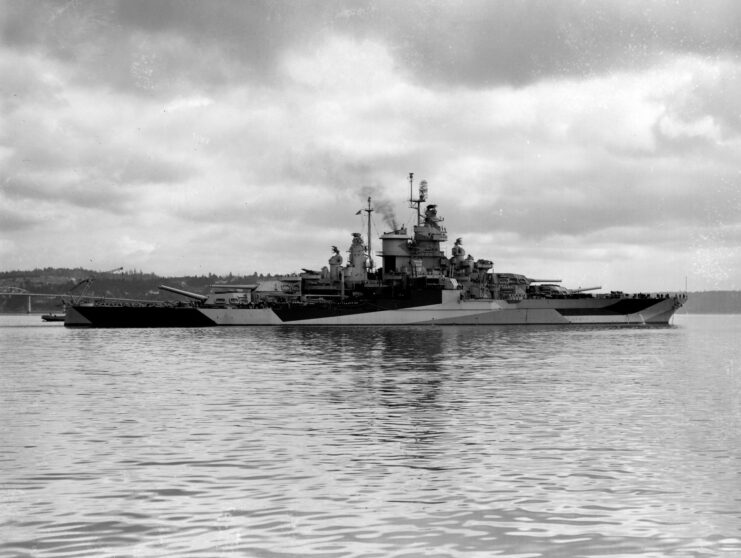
[1,314,740,558]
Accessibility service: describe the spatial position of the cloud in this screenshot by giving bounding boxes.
[0,202,46,232]
[6,0,741,92]
[164,96,214,112]
[117,235,156,257]
[1,1,740,290]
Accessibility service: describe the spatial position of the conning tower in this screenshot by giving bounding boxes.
[379,174,447,277]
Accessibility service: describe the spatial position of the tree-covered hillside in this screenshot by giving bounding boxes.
[1,268,739,313]
[681,291,741,314]
[0,268,273,313]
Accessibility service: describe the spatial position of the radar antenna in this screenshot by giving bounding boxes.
[408,172,427,226]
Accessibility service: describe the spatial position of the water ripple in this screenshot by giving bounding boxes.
[2,315,741,556]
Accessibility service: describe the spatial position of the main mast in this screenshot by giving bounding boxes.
[363,196,374,270]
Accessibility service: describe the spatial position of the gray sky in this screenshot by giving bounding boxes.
[2,0,740,291]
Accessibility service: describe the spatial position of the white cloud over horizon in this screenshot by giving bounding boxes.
[2,0,741,291]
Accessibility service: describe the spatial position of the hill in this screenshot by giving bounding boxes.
[0,268,274,313]
[1,268,738,314]
[681,291,741,314]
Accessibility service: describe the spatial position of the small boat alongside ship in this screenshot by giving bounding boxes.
[65,175,686,328]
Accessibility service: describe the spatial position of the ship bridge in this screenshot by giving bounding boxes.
[378,176,449,277]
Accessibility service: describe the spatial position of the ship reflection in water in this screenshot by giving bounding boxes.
[2,314,741,557]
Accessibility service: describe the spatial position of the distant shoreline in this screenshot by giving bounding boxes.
[1,266,738,314]
[2,311,740,316]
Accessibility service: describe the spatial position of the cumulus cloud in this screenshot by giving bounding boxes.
[1,0,740,290]
[8,1,741,90]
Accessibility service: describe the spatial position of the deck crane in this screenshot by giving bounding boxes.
[67,267,124,305]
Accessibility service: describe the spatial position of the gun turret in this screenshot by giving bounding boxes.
[159,284,209,302]
[570,286,602,293]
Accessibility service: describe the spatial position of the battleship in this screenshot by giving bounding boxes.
[65,175,686,327]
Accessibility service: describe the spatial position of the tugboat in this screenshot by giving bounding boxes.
[65,175,686,327]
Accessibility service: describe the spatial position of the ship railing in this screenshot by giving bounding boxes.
[593,292,684,300]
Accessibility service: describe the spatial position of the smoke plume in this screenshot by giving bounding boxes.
[361,185,398,231]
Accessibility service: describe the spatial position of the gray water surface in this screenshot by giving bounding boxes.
[1,314,740,557]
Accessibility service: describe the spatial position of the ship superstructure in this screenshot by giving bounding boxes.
[65,175,686,327]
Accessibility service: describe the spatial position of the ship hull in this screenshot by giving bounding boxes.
[64,295,683,327]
